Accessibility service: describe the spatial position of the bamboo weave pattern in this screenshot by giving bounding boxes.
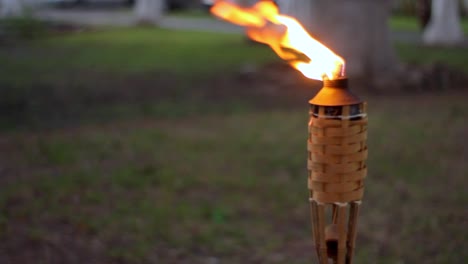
[308,105,368,203]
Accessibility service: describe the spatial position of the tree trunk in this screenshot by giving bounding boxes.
[464,0,468,16]
[236,0,251,6]
[423,0,464,46]
[1,0,24,17]
[134,0,164,25]
[277,0,313,28]
[290,0,398,86]
[416,0,432,30]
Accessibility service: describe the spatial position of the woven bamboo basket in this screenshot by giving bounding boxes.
[308,104,368,204]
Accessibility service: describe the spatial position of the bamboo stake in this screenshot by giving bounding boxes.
[346,201,361,264]
[336,203,347,264]
[316,202,328,264]
[310,198,320,259]
[332,204,338,224]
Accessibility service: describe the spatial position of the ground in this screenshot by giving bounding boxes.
[0,27,467,263]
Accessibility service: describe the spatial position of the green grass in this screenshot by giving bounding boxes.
[390,14,468,33]
[0,27,467,129]
[0,15,47,39]
[396,43,468,72]
[0,97,466,263]
[389,14,421,32]
[1,25,467,88]
[0,27,467,132]
[1,26,467,88]
[0,28,276,85]
[0,28,277,129]
[0,27,467,262]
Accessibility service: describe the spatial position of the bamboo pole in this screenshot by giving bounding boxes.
[336,203,347,264]
[316,202,328,264]
[310,199,321,259]
[346,201,361,264]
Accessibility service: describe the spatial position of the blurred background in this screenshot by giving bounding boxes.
[0,0,467,263]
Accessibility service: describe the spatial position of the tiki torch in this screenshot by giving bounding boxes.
[210,2,369,263]
[308,78,368,264]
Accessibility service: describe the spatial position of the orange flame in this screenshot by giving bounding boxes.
[211,1,345,80]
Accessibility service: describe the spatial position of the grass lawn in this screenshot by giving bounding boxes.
[1,27,468,90]
[0,28,275,84]
[0,28,467,263]
[395,43,468,72]
[390,14,468,34]
[1,96,466,263]
[0,28,278,129]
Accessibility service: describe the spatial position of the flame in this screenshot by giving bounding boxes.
[211,1,345,80]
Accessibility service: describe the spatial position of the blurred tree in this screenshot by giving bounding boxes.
[237,0,256,6]
[1,0,25,17]
[277,0,313,28]
[423,0,464,45]
[286,0,398,86]
[134,0,164,24]
[464,0,468,17]
[416,0,431,29]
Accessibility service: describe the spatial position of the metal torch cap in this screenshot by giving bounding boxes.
[309,78,363,106]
